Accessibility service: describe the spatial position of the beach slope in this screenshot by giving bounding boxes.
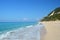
[42,21,60,40]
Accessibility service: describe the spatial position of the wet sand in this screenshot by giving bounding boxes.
[42,21,60,40]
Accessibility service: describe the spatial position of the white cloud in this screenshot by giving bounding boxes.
[36,18,40,21]
[23,18,28,21]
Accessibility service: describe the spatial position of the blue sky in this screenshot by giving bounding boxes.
[0,0,60,22]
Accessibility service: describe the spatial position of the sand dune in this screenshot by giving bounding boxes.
[42,21,60,40]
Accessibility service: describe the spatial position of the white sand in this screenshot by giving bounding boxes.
[42,21,60,40]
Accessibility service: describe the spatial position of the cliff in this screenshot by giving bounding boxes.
[41,7,60,21]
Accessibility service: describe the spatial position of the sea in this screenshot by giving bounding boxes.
[0,22,44,40]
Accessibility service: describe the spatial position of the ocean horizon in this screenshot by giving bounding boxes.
[0,22,37,33]
[0,21,44,40]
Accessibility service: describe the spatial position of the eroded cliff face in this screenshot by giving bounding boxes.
[41,7,60,21]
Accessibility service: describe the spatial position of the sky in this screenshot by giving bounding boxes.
[0,0,60,22]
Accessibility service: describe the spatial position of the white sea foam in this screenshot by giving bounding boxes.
[0,22,45,40]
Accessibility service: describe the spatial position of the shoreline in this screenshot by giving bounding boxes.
[41,21,60,40]
[0,23,41,40]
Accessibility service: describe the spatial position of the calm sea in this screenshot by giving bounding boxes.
[0,22,37,34]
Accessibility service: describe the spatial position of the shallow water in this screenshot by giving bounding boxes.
[0,22,45,40]
[0,22,36,32]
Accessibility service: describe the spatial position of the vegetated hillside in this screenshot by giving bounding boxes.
[41,7,60,21]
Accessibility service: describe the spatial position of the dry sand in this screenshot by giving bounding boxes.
[42,21,60,40]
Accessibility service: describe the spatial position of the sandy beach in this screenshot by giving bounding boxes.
[41,21,60,40]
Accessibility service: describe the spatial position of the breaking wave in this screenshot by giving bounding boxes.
[0,22,44,40]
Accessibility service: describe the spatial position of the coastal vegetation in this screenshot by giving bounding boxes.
[41,7,60,21]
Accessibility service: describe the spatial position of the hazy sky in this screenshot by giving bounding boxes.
[0,0,60,22]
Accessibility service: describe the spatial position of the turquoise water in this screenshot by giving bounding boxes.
[0,22,43,40]
[0,22,37,33]
[0,22,44,40]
